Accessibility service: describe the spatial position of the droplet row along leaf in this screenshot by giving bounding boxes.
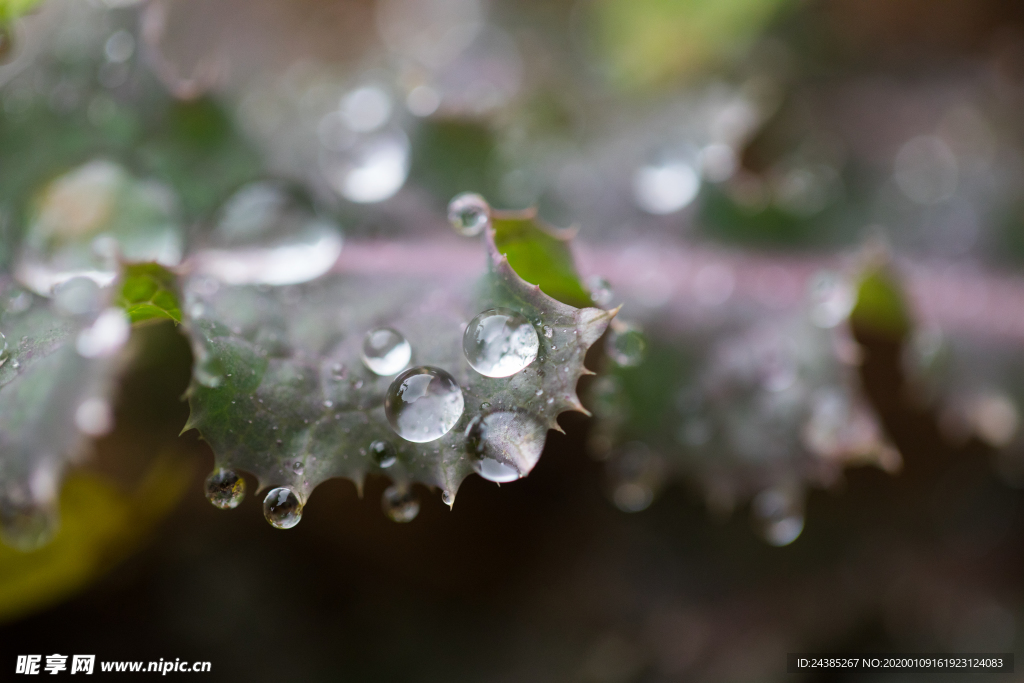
[183,202,613,525]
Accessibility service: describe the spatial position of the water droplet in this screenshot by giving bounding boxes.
[330,362,346,380]
[535,389,543,397]
[52,276,102,317]
[361,327,412,376]
[370,440,397,468]
[263,487,302,529]
[76,308,130,358]
[752,487,804,546]
[192,182,343,286]
[0,497,57,551]
[292,461,304,474]
[463,308,539,378]
[74,397,114,437]
[606,324,646,367]
[633,159,700,215]
[382,484,420,522]
[205,469,245,509]
[587,276,614,307]
[466,411,546,482]
[320,128,411,204]
[323,400,334,408]
[447,192,490,236]
[385,366,464,443]
[441,490,454,506]
[542,325,553,338]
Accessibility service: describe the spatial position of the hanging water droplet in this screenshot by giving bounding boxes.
[263,487,302,529]
[752,487,805,546]
[74,397,114,437]
[361,327,412,376]
[466,411,546,482]
[606,324,646,367]
[587,276,614,307]
[441,490,454,506]
[205,469,246,509]
[0,496,58,552]
[382,484,420,522]
[447,192,490,236]
[463,308,539,378]
[385,366,465,443]
[370,440,397,468]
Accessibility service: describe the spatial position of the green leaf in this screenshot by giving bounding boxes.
[0,0,43,24]
[490,209,593,308]
[117,263,182,325]
[850,268,912,339]
[183,222,613,512]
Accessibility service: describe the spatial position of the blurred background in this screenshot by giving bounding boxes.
[4,0,1024,680]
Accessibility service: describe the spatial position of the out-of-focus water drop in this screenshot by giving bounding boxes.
[76,308,130,358]
[191,182,343,286]
[0,496,58,552]
[894,135,958,205]
[606,324,646,367]
[205,468,246,509]
[447,192,490,236]
[263,486,302,529]
[52,277,103,317]
[588,276,614,307]
[321,129,410,204]
[752,487,804,546]
[633,160,700,215]
[463,308,539,378]
[74,397,114,437]
[370,440,398,468]
[385,366,464,443]
[406,85,441,116]
[382,484,420,522]
[361,327,412,376]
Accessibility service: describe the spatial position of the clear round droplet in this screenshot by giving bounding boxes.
[441,490,454,506]
[263,487,302,529]
[361,327,412,376]
[463,308,539,378]
[466,411,546,483]
[587,275,614,307]
[205,469,245,510]
[606,324,646,367]
[385,366,465,443]
[447,192,490,236]
[382,484,420,523]
[752,487,804,546]
[370,440,397,468]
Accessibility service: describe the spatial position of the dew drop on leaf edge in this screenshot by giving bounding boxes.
[447,192,491,237]
[205,468,246,510]
[263,487,302,529]
[382,484,420,522]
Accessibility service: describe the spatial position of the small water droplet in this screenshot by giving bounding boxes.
[330,362,346,379]
[354,380,364,389]
[535,389,543,396]
[542,325,553,338]
[752,487,804,546]
[385,366,465,443]
[441,490,454,506]
[606,324,646,367]
[463,308,539,378]
[447,192,490,236]
[382,484,420,522]
[323,400,334,408]
[587,276,614,307]
[263,487,302,529]
[292,461,304,474]
[361,327,412,376]
[370,440,397,468]
[205,469,246,509]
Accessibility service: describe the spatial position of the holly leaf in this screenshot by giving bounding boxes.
[182,216,612,517]
[117,263,182,325]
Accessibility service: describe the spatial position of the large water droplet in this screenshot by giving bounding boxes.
[463,308,539,378]
[606,324,646,367]
[447,193,490,236]
[192,182,343,286]
[633,159,700,215]
[385,366,464,443]
[263,487,302,528]
[76,308,130,358]
[382,484,420,522]
[752,487,804,546]
[205,469,246,509]
[466,411,546,482]
[15,160,182,296]
[370,440,397,468]
[53,276,102,317]
[361,327,412,376]
[320,128,410,204]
